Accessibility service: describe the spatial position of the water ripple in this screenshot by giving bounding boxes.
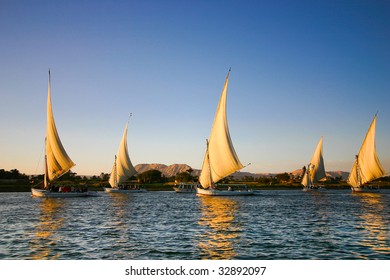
[0,190,389,259]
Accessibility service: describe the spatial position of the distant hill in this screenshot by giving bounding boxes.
[135,164,195,178]
[327,171,349,180]
[134,163,349,180]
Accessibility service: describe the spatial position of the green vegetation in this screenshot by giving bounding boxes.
[175,168,195,183]
[0,169,29,180]
[1,168,389,192]
[137,170,165,183]
[0,169,30,191]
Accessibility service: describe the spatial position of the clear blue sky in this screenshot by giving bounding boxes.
[1,0,389,176]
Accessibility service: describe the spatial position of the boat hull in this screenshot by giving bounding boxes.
[173,183,197,193]
[196,187,254,196]
[351,186,380,193]
[173,187,195,193]
[303,186,327,192]
[31,188,99,198]
[104,187,147,193]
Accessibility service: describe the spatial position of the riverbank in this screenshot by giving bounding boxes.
[2,182,389,192]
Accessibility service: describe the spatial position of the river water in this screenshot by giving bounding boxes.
[0,190,389,260]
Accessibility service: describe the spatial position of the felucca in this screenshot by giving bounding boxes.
[173,182,199,193]
[196,69,253,196]
[104,117,146,193]
[31,71,98,197]
[347,115,386,192]
[301,137,327,191]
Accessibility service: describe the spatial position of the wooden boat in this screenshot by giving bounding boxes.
[31,71,98,197]
[196,184,253,196]
[104,116,147,194]
[31,187,99,198]
[302,136,327,191]
[104,185,147,193]
[173,183,197,193]
[347,115,386,192]
[196,69,253,196]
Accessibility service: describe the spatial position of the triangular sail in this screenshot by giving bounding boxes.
[301,167,311,188]
[347,115,385,187]
[301,137,326,187]
[199,70,244,189]
[109,121,137,187]
[45,71,75,184]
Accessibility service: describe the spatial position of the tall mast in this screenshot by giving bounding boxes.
[206,139,215,189]
[114,155,118,188]
[44,138,48,189]
[44,69,51,189]
[128,112,132,123]
[307,164,312,188]
[355,155,362,187]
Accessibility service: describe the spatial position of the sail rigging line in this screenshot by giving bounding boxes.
[31,139,47,189]
[34,140,46,176]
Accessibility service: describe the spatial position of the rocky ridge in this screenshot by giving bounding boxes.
[134,163,350,180]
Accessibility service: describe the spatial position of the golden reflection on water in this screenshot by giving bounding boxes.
[106,193,133,227]
[353,192,390,257]
[307,192,331,235]
[31,198,65,259]
[105,193,135,249]
[197,196,240,259]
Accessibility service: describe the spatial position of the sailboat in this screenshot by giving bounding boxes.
[301,136,327,191]
[347,115,386,192]
[31,71,98,198]
[104,117,146,193]
[173,182,199,193]
[196,69,253,196]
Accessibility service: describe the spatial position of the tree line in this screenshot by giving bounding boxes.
[0,168,334,185]
[4,167,388,186]
[0,169,29,180]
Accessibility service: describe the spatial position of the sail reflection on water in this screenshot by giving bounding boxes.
[197,196,240,259]
[353,192,390,257]
[30,198,65,259]
[101,193,137,259]
[106,193,133,230]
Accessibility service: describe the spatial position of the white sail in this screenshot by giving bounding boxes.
[199,70,244,189]
[347,115,385,188]
[301,136,326,187]
[109,121,137,187]
[45,71,75,183]
[301,168,311,188]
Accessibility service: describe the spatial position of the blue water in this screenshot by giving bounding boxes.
[0,190,389,259]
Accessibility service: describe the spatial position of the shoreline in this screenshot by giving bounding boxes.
[2,183,389,192]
